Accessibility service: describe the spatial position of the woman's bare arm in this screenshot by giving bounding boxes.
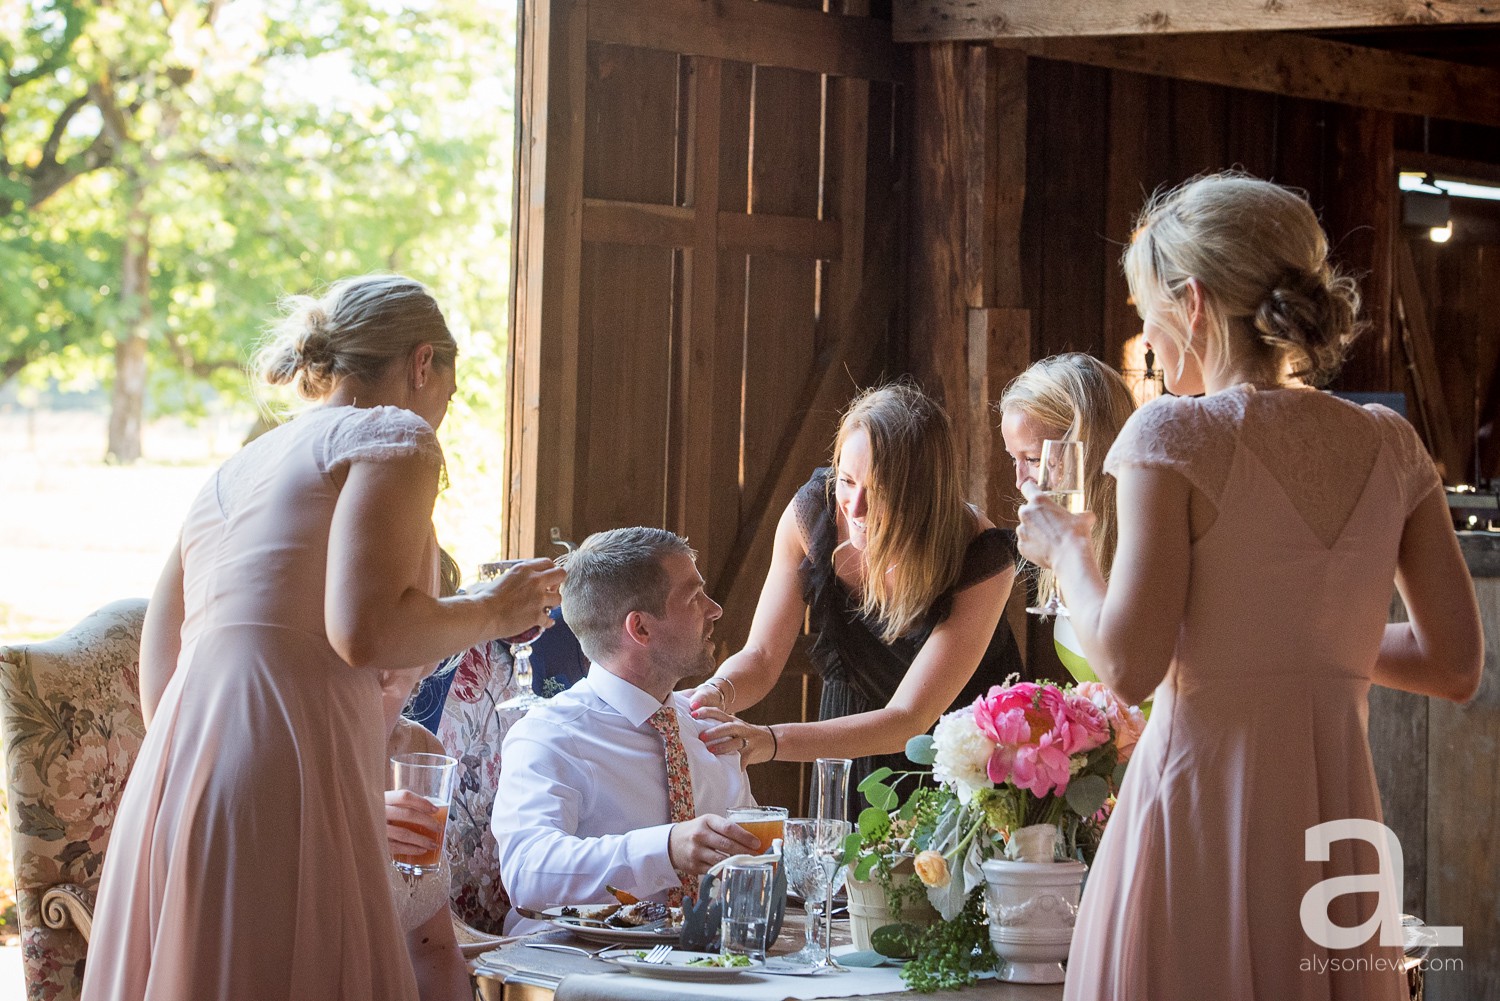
[1375,485,1483,702]
[325,453,563,671]
[139,541,186,727]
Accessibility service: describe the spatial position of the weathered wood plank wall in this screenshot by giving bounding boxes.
[506,0,903,812]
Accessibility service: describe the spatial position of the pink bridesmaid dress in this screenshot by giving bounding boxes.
[83,406,441,1001]
[1065,386,1434,1001]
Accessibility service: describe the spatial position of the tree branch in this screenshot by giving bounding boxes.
[40,93,92,168]
[26,130,115,210]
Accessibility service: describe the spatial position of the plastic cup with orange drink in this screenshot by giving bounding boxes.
[390,752,458,875]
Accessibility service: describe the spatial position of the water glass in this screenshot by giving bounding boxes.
[719,862,776,963]
[389,752,457,876]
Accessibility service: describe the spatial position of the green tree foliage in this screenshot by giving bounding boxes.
[1,0,514,461]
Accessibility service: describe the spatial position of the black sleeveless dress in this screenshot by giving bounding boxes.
[794,468,1024,795]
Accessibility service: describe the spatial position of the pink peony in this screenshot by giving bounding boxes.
[973,683,1065,745]
[986,744,1017,785]
[1056,692,1110,756]
[1009,733,1073,797]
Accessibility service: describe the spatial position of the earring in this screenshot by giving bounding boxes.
[417,379,425,390]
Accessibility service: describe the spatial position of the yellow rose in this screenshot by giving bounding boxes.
[913,850,950,888]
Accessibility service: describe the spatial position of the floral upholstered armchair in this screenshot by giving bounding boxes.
[435,639,526,937]
[0,599,148,1001]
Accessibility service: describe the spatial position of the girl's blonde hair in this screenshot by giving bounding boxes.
[254,274,457,400]
[832,382,973,643]
[1124,172,1361,388]
[998,354,1136,603]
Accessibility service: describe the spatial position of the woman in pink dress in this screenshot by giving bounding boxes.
[83,275,563,1001]
[1017,175,1483,1000]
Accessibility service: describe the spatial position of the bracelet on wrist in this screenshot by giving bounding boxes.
[765,724,779,761]
[705,675,736,709]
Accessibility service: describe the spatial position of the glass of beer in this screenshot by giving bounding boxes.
[390,752,458,876]
[728,806,789,855]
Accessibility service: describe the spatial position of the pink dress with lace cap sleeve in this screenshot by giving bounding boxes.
[1067,385,1429,1001]
[83,405,441,1001]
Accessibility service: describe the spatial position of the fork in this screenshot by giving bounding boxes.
[524,940,628,958]
[641,944,673,965]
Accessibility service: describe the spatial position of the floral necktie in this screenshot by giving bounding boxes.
[647,704,698,904]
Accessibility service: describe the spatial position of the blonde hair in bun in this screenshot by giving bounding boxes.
[255,274,457,401]
[1124,172,1361,388]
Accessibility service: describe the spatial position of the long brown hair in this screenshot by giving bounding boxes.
[832,383,972,642]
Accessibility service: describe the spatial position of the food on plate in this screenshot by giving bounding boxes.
[685,953,753,968]
[556,901,683,928]
[606,884,640,905]
[558,903,620,922]
[612,901,671,927]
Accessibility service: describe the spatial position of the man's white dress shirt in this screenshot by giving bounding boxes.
[493,665,756,933]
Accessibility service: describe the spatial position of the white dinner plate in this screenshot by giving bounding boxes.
[600,949,763,981]
[541,906,681,944]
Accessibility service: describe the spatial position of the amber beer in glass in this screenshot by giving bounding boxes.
[728,806,789,855]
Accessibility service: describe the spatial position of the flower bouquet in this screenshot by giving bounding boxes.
[844,678,1145,991]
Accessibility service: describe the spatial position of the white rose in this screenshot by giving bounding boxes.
[931,707,994,800]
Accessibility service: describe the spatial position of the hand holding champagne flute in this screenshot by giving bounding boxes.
[1026,439,1086,618]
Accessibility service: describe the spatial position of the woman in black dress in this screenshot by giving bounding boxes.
[694,383,1021,791]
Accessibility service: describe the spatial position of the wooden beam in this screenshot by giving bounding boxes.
[988,32,1500,130]
[718,211,842,260]
[582,199,693,247]
[896,0,1500,43]
[674,56,723,566]
[590,0,897,82]
[507,0,589,558]
[1395,240,1461,479]
[907,42,980,476]
[1398,149,1500,188]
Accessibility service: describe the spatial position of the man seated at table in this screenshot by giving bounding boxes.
[493,526,762,933]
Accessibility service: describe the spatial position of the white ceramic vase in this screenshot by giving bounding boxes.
[982,830,1087,985]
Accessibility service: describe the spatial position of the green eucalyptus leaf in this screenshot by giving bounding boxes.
[870,783,900,812]
[858,767,894,790]
[1064,774,1110,819]
[1113,760,1129,787]
[840,830,864,866]
[858,806,889,836]
[854,853,879,881]
[905,734,937,765]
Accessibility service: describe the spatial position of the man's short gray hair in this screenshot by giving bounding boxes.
[559,527,695,662]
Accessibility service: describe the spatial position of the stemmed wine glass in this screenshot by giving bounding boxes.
[778,820,835,967]
[479,560,548,711]
[1026,439,1086,618]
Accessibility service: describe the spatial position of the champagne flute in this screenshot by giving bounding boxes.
[810,758,852,972]
[479,559,548,711]
[1026,439,1086,618]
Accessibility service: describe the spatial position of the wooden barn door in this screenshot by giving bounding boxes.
[504,0,903,808]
